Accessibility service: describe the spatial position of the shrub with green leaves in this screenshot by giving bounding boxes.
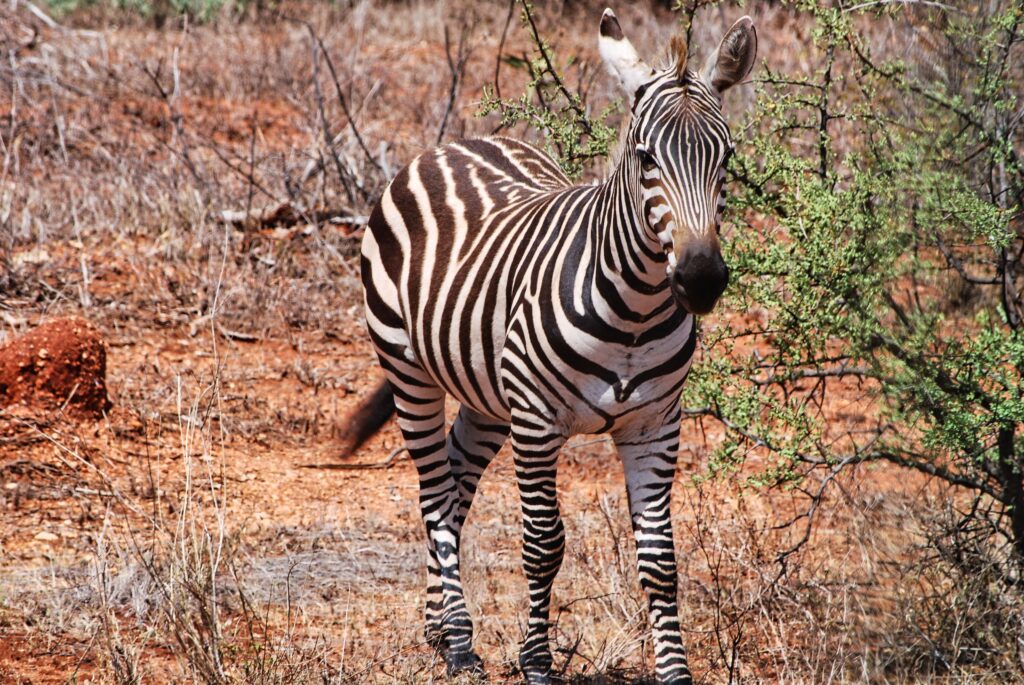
[43,0,254,23]
[681,0,1024,583]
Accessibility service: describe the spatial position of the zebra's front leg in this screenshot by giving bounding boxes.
[511,419,567,684]
[391,386,482,676]
[615,409,693,685]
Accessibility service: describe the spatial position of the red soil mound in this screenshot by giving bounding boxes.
[0,317,111,417]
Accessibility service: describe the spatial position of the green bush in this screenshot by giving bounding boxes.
[478,1,619,179]
[685,0,1024,575]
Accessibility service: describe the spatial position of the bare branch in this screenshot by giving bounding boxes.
[437,23,472,146]
[493,0,516,101]
[217,200,367,231]
[300,446,407,471]
[843,0,965,14]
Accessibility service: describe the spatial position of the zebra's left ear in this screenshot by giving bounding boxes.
[598,8,654,105]
[701,16,757,94]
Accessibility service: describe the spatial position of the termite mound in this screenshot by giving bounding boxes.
[0,317,111,418]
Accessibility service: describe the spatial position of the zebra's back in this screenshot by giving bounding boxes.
[361,137,579,421]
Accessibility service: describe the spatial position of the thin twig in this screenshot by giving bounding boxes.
[287,15,383,175]
[22,0,60,29]
[843,0,965,14]
[437,23,472,146]
[493,0,516,100]
[300,445,407,470]
[310,37,355,206]
[520,1,592,135]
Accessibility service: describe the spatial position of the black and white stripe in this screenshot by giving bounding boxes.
[355,9,757,684]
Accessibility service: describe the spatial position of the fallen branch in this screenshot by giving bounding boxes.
[216,200,368,231]
[300,445,407,471]
[21,0,60,29]
[187,315,262,342]
[216,325,260,343]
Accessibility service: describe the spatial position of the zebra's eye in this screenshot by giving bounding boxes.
[637,147,658,173]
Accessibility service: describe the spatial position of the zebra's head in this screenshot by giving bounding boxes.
[599,9,757,315]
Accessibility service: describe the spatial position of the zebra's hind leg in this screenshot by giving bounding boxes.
[425,405,510,673]
[448,406,510,529]
[388,382,483,677]
[510,414,568,685]
[427,406,509,662]
[615,408,693,685]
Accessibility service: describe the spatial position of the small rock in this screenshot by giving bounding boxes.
[34,532,59,542]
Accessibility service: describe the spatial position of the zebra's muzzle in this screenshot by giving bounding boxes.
[670,244,730,315]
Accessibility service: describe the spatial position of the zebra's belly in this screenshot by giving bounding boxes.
[572,373,688,435]
[573,345,692,435]
[500,314,696,437]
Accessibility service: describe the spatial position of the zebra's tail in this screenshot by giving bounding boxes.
[339,379,396,459]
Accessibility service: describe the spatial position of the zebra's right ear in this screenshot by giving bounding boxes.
[598,8,653,106]
[701,16,757,94]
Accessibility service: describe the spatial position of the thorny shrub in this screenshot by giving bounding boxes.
[685,0,1024,677]
[478,1,619,179]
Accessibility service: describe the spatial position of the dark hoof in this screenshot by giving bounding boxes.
[518,655,557,685]
[446,649,485,679]
[520,667,560,685]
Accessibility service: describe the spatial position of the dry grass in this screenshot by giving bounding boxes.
[1,1,1021,683]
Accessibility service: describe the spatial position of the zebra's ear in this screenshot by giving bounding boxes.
[701,16,757,94]
[598,8,653,105]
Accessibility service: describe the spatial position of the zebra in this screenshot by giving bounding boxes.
[345,8,756,684]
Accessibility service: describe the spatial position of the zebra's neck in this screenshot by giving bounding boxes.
[582,157,680,331]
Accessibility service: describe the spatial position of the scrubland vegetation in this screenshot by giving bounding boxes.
[1,0,1022,682]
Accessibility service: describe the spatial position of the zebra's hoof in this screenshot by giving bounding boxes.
[520,667,559,685]
[518,655,558,685]
[445,649,485,679]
